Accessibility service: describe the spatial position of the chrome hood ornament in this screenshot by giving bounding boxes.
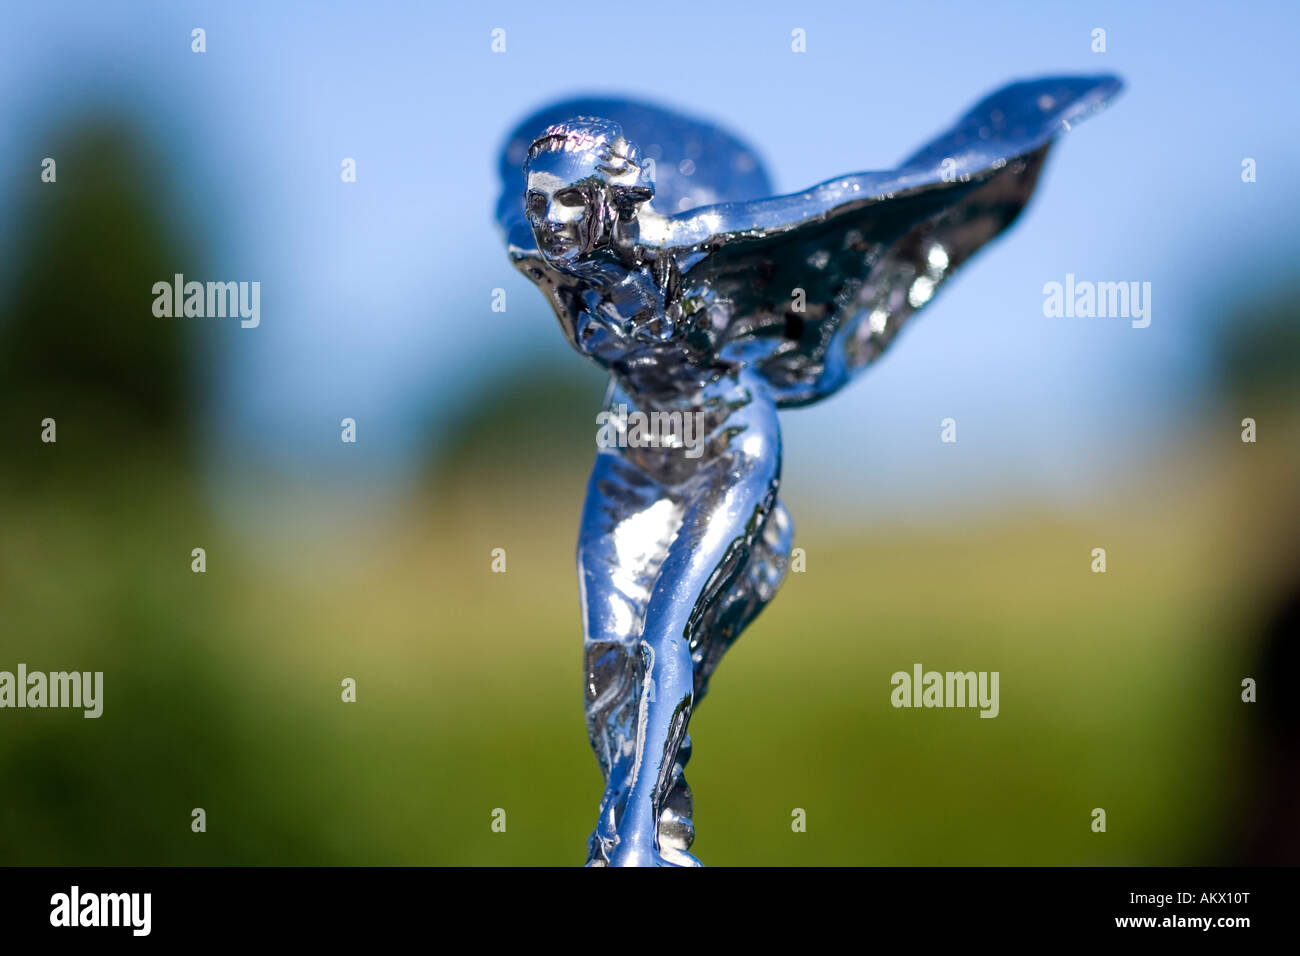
[495,75,1122,865]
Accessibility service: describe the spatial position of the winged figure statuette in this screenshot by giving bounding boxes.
[495,75,1122,865]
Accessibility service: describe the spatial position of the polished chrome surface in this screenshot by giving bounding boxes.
[496,75,1121,865]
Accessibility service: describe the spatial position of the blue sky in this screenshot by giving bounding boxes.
[3,1,1297,518]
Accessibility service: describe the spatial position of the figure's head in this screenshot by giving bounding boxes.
[523,117,654,266]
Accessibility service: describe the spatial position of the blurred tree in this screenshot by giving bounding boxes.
[1215,286,1300,864]
[1218,288,1300,404]
[0,118,203,471]
[0,115,265,866]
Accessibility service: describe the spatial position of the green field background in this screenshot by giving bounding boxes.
[1,119,1295,867]
[2,423,1292,865]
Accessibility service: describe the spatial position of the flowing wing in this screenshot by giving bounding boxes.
[669,75,1123,406]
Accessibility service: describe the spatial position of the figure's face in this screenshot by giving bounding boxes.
[524,151,611,266]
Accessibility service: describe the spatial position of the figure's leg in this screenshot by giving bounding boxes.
[607,408,782,866]
[646,498,792,862]
[577,445,679,865]
[651,499,792,862]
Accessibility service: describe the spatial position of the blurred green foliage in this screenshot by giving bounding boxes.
[0,461,1268,864]
[0,121,203,467]
[0,117,1290,865]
